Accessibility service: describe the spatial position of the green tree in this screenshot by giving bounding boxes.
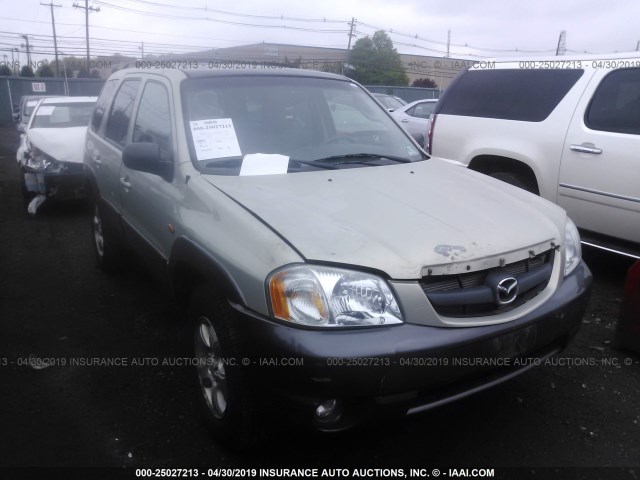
[20,65,35,77]
[348,31,409,86]
[76,66,90,78]
[282,56,302,68]
[0,64,12,76]
[37,63,55,77]
[412,77,438,88]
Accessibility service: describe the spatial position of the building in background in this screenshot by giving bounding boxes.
[161,42,468,89]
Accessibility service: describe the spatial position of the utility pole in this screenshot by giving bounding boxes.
[20,35,31,68]
[41,2,62,77]
[140,41,144,59]
[73,0,100,73]
[343,17,356,75]
[636,40,639,51]
[346,18,357,52]
[446,29,451,58]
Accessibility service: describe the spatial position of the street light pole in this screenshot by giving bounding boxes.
[13,48,20,74]
[20,35,31,68]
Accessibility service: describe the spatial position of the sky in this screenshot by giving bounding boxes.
[1,0,640,67]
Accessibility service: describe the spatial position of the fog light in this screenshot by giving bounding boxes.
[315,399,339,420]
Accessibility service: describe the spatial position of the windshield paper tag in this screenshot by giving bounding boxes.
[35,106,55,116]
[189,118,241,160]
[240,154,289,176]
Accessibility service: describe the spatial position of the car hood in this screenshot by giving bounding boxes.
[27,127,88,164]
[204,158,566,279]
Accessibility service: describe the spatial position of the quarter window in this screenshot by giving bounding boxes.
[133,81,173,162]
[436,69,584,122]
[105,79,141,148]
[411,102,436,119]
[586,68,640,135]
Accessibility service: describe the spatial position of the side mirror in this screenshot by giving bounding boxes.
[122,143,173,181]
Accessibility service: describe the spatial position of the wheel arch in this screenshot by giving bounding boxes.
[169,237,246,309]
[468,154,540,195]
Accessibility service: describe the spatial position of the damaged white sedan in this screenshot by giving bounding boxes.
[18,96,98,214]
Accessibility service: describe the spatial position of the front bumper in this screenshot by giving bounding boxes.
[24,169,86,200]
[232,261,592,430]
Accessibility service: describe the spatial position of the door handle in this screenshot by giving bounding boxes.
[120,176,131,192]
[570,144,602,155]
[93,154,102,167]
[401,119,409,123]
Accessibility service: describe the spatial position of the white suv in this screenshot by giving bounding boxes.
[428,53,640,258]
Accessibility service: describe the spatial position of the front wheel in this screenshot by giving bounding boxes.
[189,286,263,448]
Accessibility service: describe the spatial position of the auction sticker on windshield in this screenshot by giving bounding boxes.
[189,118,241,160]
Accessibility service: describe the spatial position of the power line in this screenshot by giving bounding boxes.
[90,1,349,33]
[122,0,347,23]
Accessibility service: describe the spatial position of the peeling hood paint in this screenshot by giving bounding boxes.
[27,127,88,164]
[204,158,567,279]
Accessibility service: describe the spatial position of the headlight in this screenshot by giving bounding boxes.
[26,150,64,173]
[268,265,403,327]
[564,218,582,276]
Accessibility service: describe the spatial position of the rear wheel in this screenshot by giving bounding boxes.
[189,286,263,448]
[91,202,125,272]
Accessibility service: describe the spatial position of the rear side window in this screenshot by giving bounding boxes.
[410,102,436,119]
[105,79,141,148]
[436,69,584,122]
[586,68,640,135]
[132,81,173,162]
[91,79,119,132]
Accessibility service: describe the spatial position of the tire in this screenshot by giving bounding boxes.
[91,201,125,272]
[188,285,263,448]
[489,171,537,194]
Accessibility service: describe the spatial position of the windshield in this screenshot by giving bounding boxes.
[31,103,96,129]
[183,75,425,176]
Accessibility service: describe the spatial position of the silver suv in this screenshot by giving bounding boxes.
[85,67,591,447]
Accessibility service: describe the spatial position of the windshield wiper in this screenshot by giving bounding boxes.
[204,157,338,170]
[313,153,413,164]
[288,159,338,170]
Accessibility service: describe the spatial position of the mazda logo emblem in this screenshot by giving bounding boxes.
[496,277,519,305]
